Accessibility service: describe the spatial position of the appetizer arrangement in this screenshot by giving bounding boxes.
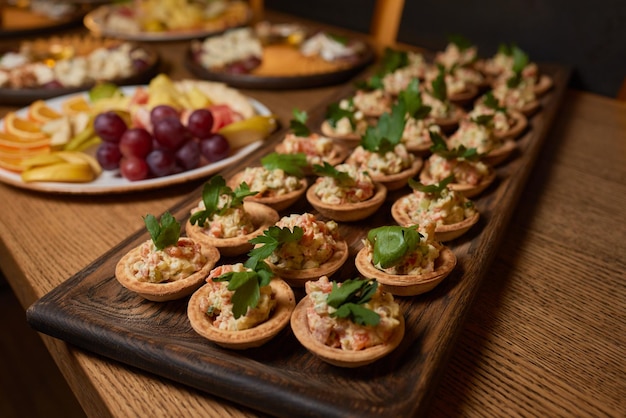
[84,0,252,41]
[186,21,373,88]
[0,73,276,192]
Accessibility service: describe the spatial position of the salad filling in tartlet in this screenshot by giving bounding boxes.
[471,91,528,140]
[187,260,295,349]
[228,152,308,211]
[320,98,369,143]
[355,224,457,296]
[344,98,422,190]
[351,88,392,118]
[115,211,220,302]
[306,162,387,222]
[291,276,405,367]
[424,64,480,105]
[185,176,279,256]
[249,213,348,286]
[420,132,496,198]
[448,114,516,166]
[421,69,466,132]
[391,176,480,241]
[275,108,349,169]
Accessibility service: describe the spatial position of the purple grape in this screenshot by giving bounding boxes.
[175,140,201,171]
[146,149,177,177]
[120,157,149,181]
[152,117,190,151]
[200,134,230,162]
[119,128,153,158]
[96,142,122,170]
[186,109,215,139]
[150,105,180,125]
[94,111,128,143]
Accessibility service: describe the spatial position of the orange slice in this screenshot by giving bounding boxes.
[61,95,92,115]
[0,156,25,173]
[0,144,51,159]
[28,100,63,124]
[0,131,50,148]
[3,112,50,141]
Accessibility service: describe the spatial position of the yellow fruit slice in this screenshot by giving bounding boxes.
[3,112,50,141]
[0,144,50,159]
[55,151,102,176]
[218,115,278,149]
[21,162,95,183]
[20,153,67,169]
[61,95,92,115]
[28,100,63,124]
[0,131,50,148]
[0,156,27,172]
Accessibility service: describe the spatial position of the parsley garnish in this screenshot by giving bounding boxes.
[506,45,530,88]
[247,225,304,267]
[408,174,455,195]
[448,34,473,52]
[261,152,307,177]
[430,65,448,102]
[189,175,257,227]
[325,101,356,129]
[312,162,355,187]
[289,108,311,137]
[143,211,180,251]
[367,225,422,269]
[361,99,407,154]
[482,91,507,112]
[398,78,432,120]
[355,47,409,90]
[470,114,494,127]
[326,278,380,326]
[429,131,481,161]
[212,258,274,319]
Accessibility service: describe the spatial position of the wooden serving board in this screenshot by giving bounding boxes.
[26,64,570,418]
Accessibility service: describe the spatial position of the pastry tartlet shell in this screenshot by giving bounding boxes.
[115,240,220,302]
[419,160,496,198]
[290,295,405,367]
[228,172,308,212]
[185,201,279,257]
[187,278,295,349]
[306,181,387,222]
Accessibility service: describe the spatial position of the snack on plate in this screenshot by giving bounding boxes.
[355,224,457,296]
[185,176,279,256]
[391,176,480,242]
[192,27,263,74]
[187,260,295,349]
[290,276,405,367]
[228,152,308,212]
[249,213,349,286]
[306,162,387,222]
[115,212,220,301]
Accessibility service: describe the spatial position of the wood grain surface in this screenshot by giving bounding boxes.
[26,62,572,417]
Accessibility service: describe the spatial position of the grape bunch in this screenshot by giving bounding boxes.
[94,105,231,181]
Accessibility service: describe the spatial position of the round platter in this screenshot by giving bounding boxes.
[0,86,271,194]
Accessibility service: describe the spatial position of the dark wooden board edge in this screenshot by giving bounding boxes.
[26,63,571,418]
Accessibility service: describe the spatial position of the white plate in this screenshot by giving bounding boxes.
[84,4,251,42]
[0,86,270,195]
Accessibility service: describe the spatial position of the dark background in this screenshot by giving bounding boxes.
[266,0,626,98]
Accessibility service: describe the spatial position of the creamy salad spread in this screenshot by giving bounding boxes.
[346,143,414,176]
[313,164,376,204]
[363,223,440,275]
[398,186,477,228]
[132,238,207,283]
[238,166,302,198]
[448,119,499,154]
[435,43,478,70]
[191,194,255,239]
[421,91,454,119]
[198,263,276,331]
[352,89,391,115]
[269,213,340,270]
[469,102,513,133]
[305,276,401,350]
[280,133,337,166]
[426,153,491,186]
[329,99,368,137]
[424,67,469,96]
[402,117,441,149]
[492,78,537,110]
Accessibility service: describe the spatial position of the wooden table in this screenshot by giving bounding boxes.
[1,12,624,418]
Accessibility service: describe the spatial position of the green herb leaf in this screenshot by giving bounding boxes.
[482,91,506,112]
[398,78,432,120]
[261,152,307,177]
[327,278,380,326]
[429,130,481,161]
[189,176,258,226]
[408,174,455,194]
[212,260,275,319]
[356,48,408,90]
[312,162,355,187]
[247,225,304,267]
[448,34,473,51]
[289,108,311,137]
[325,101,356,129]
[367,225,422,269]
[143,211,180,251]
[328,32,348,45]
[470,114,494,126]
[430,65,448,102]
[361,99,406,153]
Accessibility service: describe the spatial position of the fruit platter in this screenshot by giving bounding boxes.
[26,34,571,417]
[0,74,276,194]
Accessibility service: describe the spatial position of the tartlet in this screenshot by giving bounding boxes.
[187,277,295,349]
[228,170,308,212]
[355,242,457,296]
[115,238,220,302]
[185,201,279,257]
[419,157,496,198]
[275,135,350,172]
[306,180,387,222]
[290,277,405,367]
[320,119,363,144]
[493,110,528,140]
